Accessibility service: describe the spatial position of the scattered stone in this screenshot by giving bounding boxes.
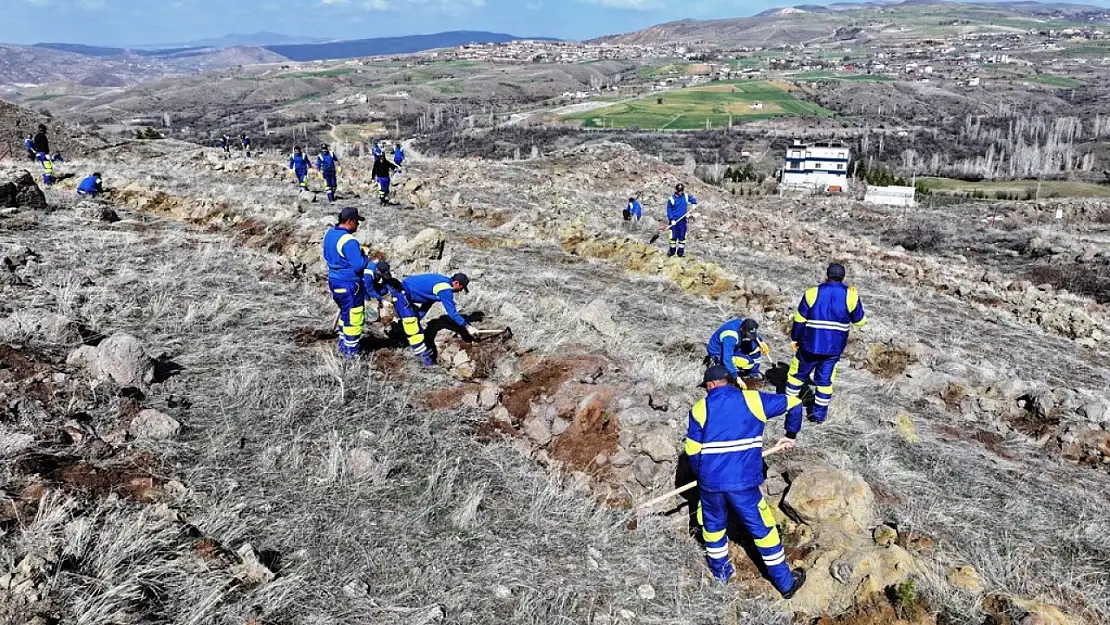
[947,565,984,592]
[392,228,445,268]
[551,416,570,437]
[894,413,919,443]
[636,583,656,601]
[347,448,379,481]
[1078,400,1108,424]
[521,415,552,446]
[478,383,501,410]
[85,334,155,388]
[578,298,620,338]
[129,409,181,440]
[492,584,512,599]
[610,448,634,467]
[632,456,655,486]
[342,579,369,598]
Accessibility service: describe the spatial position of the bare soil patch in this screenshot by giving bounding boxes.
[550,387,618,476]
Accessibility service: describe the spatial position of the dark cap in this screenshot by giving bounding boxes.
[675,183,685,193]
[740,318,759,338]
[451,272,470,292]
[827,263,846,281]
[375,260,391,277]
[338,207,365,223]
[699,365,732,388]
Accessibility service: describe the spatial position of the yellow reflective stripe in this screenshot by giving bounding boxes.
[733,356,754,371]
[846,285,860,312]
[817,385,833,394]
[804,287,819,307]
[787,357,802,386]
[720,330,739,341]
[684,438,702,456]
[743,391,767,422]
[702,527,726,543]
[793,311,807,323]
[755,526,781,548]
[757,498,776,528]
[336,233,357,259]
[696,502,703,527]
[432,282,452,295]
[854,314,868,328]
[691,398,707,427]
[342,307,364,337]
[786,396,802,411]
[333,288,347,294]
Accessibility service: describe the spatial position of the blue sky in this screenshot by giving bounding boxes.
[7,0,1110,46]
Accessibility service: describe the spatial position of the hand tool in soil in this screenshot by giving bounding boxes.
[648,207,699,245]
[634,439,791,512]
[471,327,513,341]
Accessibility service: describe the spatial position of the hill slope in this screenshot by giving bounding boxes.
[264,31,554,62]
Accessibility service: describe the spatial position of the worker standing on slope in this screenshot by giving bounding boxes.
[706,317,769,382]
[33,124,49,160]
[289,146,313,194]
[316,144,341,203]
[220,134,232,159]
[240,133,252,158]
[77,172,104,197]
[372,142,384,160]
[40,155,55,186]
[666,183,697,257]
[787,263,867,422]
[624,196,642,222]
[322,207,370,358]
[392,272,476,366]
[393,143,405,172]
[371,153,398,206]
[685,365,807,596]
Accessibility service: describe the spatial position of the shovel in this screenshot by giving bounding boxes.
[471,327,513,341]
[634,439,791,512]
[647,208,699,245]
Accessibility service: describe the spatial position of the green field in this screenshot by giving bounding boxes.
[285,67,357,79]
[792,71,896,82]
[919,177,1110,199]
[563,81,834,130]
[1025,74,1083,88]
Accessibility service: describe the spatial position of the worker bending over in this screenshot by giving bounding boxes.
[624,197,641,222]
[392,272,475,366]
[322,207,369,358]
[685,365,806,597]
[787,263,867,422]
[706,317,768,381]
[393,143,405,171]
[77,173,104,197]
[666,183,697,257]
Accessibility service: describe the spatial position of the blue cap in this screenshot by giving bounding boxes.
[827,263,846,281]
[338,207,364,223]
[699,365,731,388]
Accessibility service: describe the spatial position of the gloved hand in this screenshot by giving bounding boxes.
[760,341,771,356]
[733,377,747,390]
[791,341,799,352]
[776,437,797,451]
[465,325,478,337]
[668,220,677,227]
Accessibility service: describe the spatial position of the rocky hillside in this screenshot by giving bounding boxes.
[0,136,1107,624]
[0,100,107,158]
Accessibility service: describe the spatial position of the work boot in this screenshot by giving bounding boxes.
[780,569,807,599]
[667,249,676,257]
[419,352,435,366]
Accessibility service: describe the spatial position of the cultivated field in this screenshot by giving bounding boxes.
[563,81,833,130]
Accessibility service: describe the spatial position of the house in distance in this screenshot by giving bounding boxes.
[780,140,851,194]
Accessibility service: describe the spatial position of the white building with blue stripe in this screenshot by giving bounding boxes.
[780,140,851,193]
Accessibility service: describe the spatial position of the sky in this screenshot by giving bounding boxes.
[6,0,1110,46]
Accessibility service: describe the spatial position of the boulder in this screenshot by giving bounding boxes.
[578,299,620,338]
[81,334,154,387]
[782,465,874,534]
[391,228,445,268]
[521,415,552,446]
[0,170,47,209]
[638,428,677,463]
[788,544,916,615]
[1078,400,1108,424]
[230,543,276,587]
[947,565,984,592]
[129,409,181,440]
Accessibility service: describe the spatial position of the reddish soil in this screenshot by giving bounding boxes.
[423,384,478,411]
[501,355,605,422]
[813,594,936,625]
[549,388,619,477]
[292,326,336,346]
[14,453,165,502]
[0,344,59,405]
[936,423,1019,461]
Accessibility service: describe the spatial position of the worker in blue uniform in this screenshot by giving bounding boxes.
[24,136,35,160]
[219,135,231,158]
[362,259,392,305]
[371,153,398,206]
[787,263,868,422]
[289,146,312,192]
[706,317,769,381]
[77,173,104,197]
[322,207,369,358]
[315,144,341,202]
[240,133,252,158]
[623,197,642,222]
[393,272,475,366]
[393,143,405,171]
[372,142,384,160]
[685,365,807,597]
[40,155,55,186]
[666,183,697,257]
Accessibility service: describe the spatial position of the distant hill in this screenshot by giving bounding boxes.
[597,0,1110,46]
[265,31,556,62]
[137,32,323,50]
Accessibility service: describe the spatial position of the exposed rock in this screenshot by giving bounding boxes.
[632,455,655,486]
[0,170,47,209]
[231,543,276,587]
[636,583,656,601]
[81,333,154,388]
[610,448,634,467]
[129,409,181,440]
[872,524,898,547]
[478,383,501,410]
[521,415,552,446]
[638,429,677,463]
[347,448,380,481]
[392,227,445,269]
[617,406,653,427]
[782,465,874,534]
[578,298,620,338]
[947,564,984,592]
[75,201,120,223]
[551,416,570,437]
[492,584,512,599]
[1077,400,1108,424]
